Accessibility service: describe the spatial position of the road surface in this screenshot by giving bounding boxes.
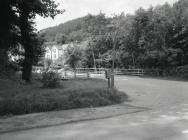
[1,76,188,140]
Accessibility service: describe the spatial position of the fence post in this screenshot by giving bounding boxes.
[111,73,114,89]
[64,70,67,78]
[87,70,90,78]
[108,78,111,88]
[74,69,76,78]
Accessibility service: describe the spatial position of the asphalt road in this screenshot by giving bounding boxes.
[1,76,188,140]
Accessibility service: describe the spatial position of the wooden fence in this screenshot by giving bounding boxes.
[32,67,146,79]
[76,68,105,74]
[74,68,145,78]
[115,69,145,76]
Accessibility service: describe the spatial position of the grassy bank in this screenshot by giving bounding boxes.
[0,78,128,116]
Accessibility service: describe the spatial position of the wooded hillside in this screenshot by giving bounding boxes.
[39,0,188,77]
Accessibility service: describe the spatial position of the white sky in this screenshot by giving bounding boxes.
[36,0,178,31]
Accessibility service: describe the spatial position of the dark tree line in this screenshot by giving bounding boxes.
[83,0,188,72]
[0,0,63,82]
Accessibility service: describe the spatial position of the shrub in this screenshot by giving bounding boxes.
[63,88,127,109]
[176,65,188,79]
[0,78,128,116]
[41,71,60,88]
[0,61,21,78]
[144,66,188,79]
[144,68,163,76]
[0,88,128,116]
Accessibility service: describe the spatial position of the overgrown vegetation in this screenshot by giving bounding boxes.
[0,78,128,116]
[41,71,60,88]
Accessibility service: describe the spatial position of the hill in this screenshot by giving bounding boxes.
[38,13,110,43]
[39,17,86,42]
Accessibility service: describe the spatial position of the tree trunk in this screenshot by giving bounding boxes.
[0,48,8,72]
[22,48,33,82]
[20,8,33,82]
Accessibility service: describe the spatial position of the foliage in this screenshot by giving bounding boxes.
[41,71,60,88]
[55,33,67,44]
[144,65,188,79]
[39,13,109,42]
[39,17,88,42]
[0,61,21,78]
[88,0,188,73]
[65,44,84,69]
[0,78,128,116]
[44,58,52,71]
[18,0,64,82]
[0,0,64,82]
[38,0,188,77]
[176,65,188,78]
[0,88,127,116]
[0,0,20,70]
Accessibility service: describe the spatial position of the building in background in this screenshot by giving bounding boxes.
[44,42,67,60]
[44,41,88,66]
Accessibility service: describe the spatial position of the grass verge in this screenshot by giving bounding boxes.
[0,78,128,116]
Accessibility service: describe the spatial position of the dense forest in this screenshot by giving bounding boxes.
[41,0,188,76]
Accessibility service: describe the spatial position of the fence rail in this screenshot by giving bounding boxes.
[76,68,105,74]
[32,67,146,79]
[75,68,145,77]
[115,69,145,76]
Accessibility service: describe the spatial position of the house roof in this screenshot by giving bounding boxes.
[44,42,57,45]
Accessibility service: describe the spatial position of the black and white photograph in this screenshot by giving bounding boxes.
[0,0,188,139]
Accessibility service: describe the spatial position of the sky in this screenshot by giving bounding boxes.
[36,0,178,31]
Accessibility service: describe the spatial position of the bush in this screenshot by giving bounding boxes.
[144,66,188,79]
[176,65,188,79]
[41,71,60,88]
[0,61,21,78]
[0,78,128,116]
[0,88,128,116]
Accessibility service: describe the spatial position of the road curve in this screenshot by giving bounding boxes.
[1,76,188,140]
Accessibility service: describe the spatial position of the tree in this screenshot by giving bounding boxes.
[83,13,113,68]
[44,58,52,71]
[168,0,188,66]
[65,45,83,70]
[55,33,67,44]
[83,13,110,36]
[18,0,64,82]
[0,0,20,71]
[35,0,187,73]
